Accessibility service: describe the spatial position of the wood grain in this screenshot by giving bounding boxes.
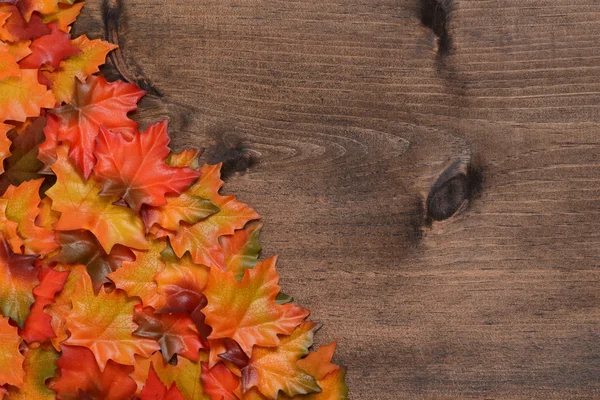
[74,0,600,398]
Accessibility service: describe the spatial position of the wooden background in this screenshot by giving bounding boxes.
[75,0,600,398]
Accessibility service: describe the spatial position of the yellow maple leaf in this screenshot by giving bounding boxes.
[7,347,59,399]
[0,70,55,122]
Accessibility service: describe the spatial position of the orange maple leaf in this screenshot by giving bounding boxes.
[1,179,58,256]
[201,362,240,400]
[0,316,25,387]
[6,347,58,399]
[0,69,55,122]
[43,34,117,104]
[46,145,148,253]
[154,163,260,268]
[42,2,84,32]
[241,322,321,399]
[107,238,167,309]
[93,121,201,212]
[64,268,160,371]
[221,221,263,281]
[203,257,309,357]
[46,74,144,177]
[17,0,59,22]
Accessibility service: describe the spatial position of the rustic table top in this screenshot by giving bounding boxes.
[77,1,600,398]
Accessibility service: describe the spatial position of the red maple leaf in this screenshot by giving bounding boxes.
[93,121,201,212]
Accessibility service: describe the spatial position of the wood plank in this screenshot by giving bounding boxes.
[74,0,600,398]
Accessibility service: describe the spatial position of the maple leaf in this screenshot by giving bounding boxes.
[43,34,117,104]
[297,342,339,381]
[51,345,137,400]
[107,238,167,308]
[0,123,11,174]
[1,179,58,255]
[0,236,39,327]
[201,362,240,400]
[17,0,59,22]
[142,194,219,233]
[155,244,209,315]
[52,230,134,293]
[0,4,50,42]
[131,352,210,400]
[167,149,202,170]
[204,257,309,357]
[140,363,185,400]
[46,145,149,253]
[64,268,160,370]
[19,22,81,70]
[0,316,25,387]
[7,347,58,399]
[157,163,260,268]
[45,265,85,351]
[242,322,321,399]
[47,74,145,177]
[0,200,23,253]
[42,2,84,32]
[20,267,69,343]
[221,221,263,281]
[93,121,201,212]
[133,306,204,363]
[0,69,55,122]
[0,116,47,195]
[0,46,20,81]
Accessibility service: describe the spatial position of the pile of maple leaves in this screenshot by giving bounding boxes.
[0,1,348,399]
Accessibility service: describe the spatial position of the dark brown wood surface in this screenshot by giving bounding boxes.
[75,1,600,398]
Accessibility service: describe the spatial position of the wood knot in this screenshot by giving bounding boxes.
[426,160,483,221]
[420,0,452,56]
[208,142,258,180]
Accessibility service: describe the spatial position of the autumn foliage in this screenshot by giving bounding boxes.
[0,1,348,399]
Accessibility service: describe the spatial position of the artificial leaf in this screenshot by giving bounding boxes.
[17,0,59,22]
[46,74,144,176]
[4,39,33,61]
[35,197,60,230]
[131,352,209,400]
[201,362,239,400]
[214,338,249,369]
[0,5,50,42]
[42,2,84,32]
[0,200,23,253]
[0,316,25,387]
[142,194,219,233]
[19,22,81,70]
[52,230,134,293]
[133,306,203,363]
[64,268,160,370]
[108,238,167,308]
[46,145,149,253]
[140,363,184,400]
[297,342,338,381]
[279,369,349,400]
[221,221,262,281]
[1,179,58,255]
[20,267,69,343]
[0,46,20,80]
[0,236,38,327]
[155,244,209,315]
[0,69,55,122]
[0,123,12,174]
[51,345,137,400]
[166,149,202,170]
[0,116,46,194]
[242,322,321,399]
[93,121,201,212]
[157,163,260,268]
[43,34,117,104]
[7,347,58,399]
[204,257,309,357]
[45,265,84,351]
